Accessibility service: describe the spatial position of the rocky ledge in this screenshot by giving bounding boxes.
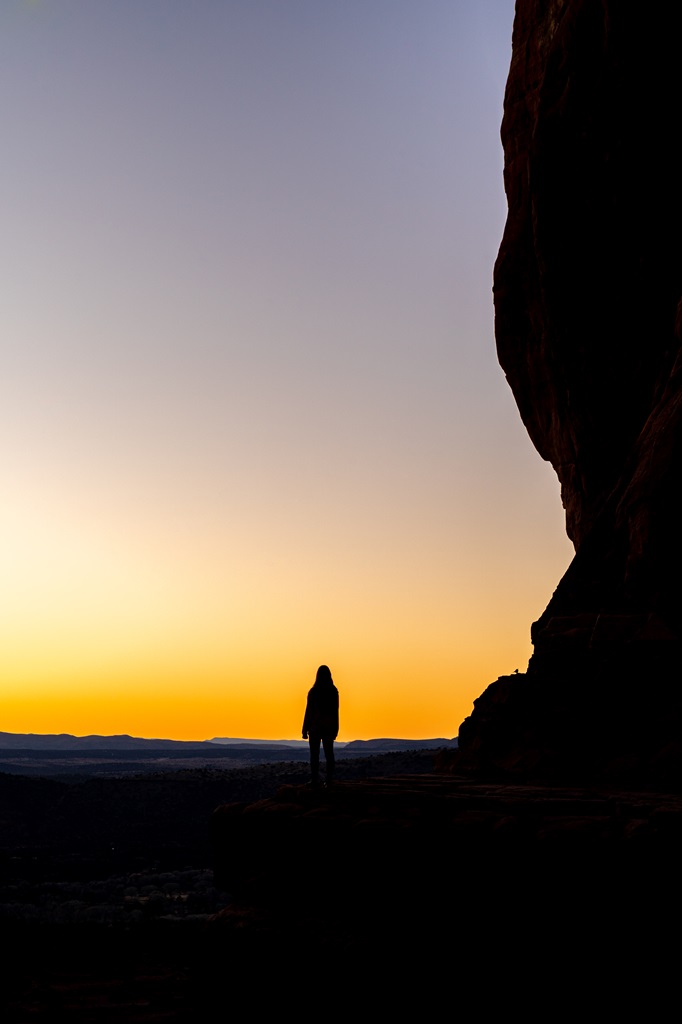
[209,772,682,999]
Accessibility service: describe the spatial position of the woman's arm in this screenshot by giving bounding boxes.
[302,692,311,738]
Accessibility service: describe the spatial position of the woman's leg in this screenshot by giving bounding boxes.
[322,735,335,782]
[308,735,321,784]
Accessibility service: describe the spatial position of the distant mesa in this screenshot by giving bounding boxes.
[342,738,457,753]
[210,737,457,752]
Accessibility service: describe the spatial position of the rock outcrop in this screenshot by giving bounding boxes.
[459,0,682,778]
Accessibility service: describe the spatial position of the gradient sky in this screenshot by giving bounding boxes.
[1,0,573,741]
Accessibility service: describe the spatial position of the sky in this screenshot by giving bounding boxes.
[1,0,574,742]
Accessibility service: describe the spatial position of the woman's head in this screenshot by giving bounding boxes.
[314,665,333,687]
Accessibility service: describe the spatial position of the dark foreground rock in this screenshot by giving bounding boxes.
[208,773,682,1009]
[4,765,682,1017]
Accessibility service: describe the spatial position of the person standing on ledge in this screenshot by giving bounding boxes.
[302,664,339,786]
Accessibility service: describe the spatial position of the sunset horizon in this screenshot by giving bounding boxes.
[2,1,572,745]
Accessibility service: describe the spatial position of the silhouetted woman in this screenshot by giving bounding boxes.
[302,665,339,786]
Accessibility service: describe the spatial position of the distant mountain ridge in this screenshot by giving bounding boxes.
[0,732,216,751]
[0,731,457,752]
[342,738,457,752]
[209,737,311,749]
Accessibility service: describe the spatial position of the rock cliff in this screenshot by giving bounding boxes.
[459,0,682,778]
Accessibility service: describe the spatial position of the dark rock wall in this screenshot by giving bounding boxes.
[495,0,682,558]
[459,1,682,777]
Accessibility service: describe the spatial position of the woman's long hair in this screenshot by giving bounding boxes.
[314,665,334,688]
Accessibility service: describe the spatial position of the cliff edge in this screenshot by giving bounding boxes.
[459,1,682,779]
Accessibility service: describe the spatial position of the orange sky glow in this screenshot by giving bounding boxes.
[1,1,573,742]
